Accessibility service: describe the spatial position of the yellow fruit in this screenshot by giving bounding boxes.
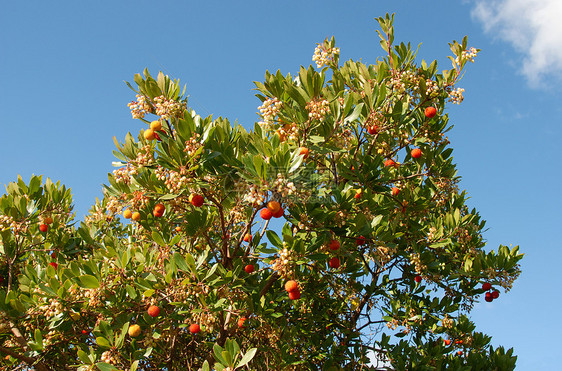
[128,324,141,337]
[144,129,155,141]
[150,120,162,131]
[123,209,132,219]
[131,212,141,221]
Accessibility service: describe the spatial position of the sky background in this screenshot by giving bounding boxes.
[1,0,560,369]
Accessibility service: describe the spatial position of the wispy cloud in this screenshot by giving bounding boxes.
[472,0,562,88]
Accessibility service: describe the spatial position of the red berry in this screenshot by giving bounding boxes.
[260,208,273,220]
[189,323,200,334]
[392,187,400,196]
[485,292,493,302]
[328,257,341,269]
[237,317,247,328]
[49,262,58,269]
[356,236,366,246]
[354,189,362,199]
[288,289,301,300]
[147,305,160,317]
[444,339,452,346]
[81,329,88,335]
[272,207,284,218]
[384,159,395,167]
[285,280,298,292]
[482,282,492,291]
[424,106,437,118]
[244,264,255,274]
[414,275,422,283]
[328,240,340,251]
[39,224,48,233]
[411,148,422,159]
[491,290,499,299]
[367,125,378,135]
[243,233,252,242]
[189,194,204,207]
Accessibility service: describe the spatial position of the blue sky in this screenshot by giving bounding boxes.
[1,1,560,369]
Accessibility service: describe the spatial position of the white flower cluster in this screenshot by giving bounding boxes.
[271,246,296,278]
[455,47,479,65]
[155,166,190,194]
[153,95,186,120]
[447,87,465,104]
[312,44,340,68]
[242,184,267,206]
[127,94,152,119]
[184,133,202,158]
[272,173,296,197]
[101,349,119,365]
[258,97,282,129]
[425,79,439,96]
[306,98,330,121]
[276,122,299,142]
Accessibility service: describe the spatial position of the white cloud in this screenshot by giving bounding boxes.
[472,0,562,88]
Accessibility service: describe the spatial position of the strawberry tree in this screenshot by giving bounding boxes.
[0,14,522,371]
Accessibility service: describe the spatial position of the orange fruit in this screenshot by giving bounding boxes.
[260,208,273,220]
[147,305,160,317]
[131,212,141,221]
[267,201,281,214]
[123,209,132,219]
[144,128,155,141]
[424,106,437,118]
[285,280,298,293]
[189,323,200,334]
[411,148,422,159]
[150,120,162,131]
[128,324,141,337]
[189,194,204,207]
[299,147,309,159]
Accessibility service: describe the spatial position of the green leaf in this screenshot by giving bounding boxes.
[213,344,227,364]
[79,275,100,289]
[237,347,257,368]
[96,363,119,371]
[96,336,111,348]
[152,230,166,246]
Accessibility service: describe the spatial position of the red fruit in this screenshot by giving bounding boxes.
[260,208,273,220]
[39,224,48,233]
[288,289,301,300]
[267,201,281,214]
[392,187,400,196]
[356,236,366,246]
[243,233,252,242]
[455,339,463,345]
[424,106,437,118]
[328,257,341,269]
[147,305,160,317]
[457,351,463,356]
[354,189,362,199]
[299,147,309,159]
[328,240,340,251]
[285,280,298,293]
[482,282,492,291]
[189,323,200,334]
[44,216,53,224]
[367,125,378,135]
[491,290,500,299]
[384,159,395,167]
[485,292,493,302]
[154,203,165,214]
[153,209,164,218]
[49,262,58,269]
[411,148,422,159]
[238,317,247,328]
[414,275,422,283]
[50,252,56,259]
[189,194,204,207]
[444,339,452,346]
[81,329,88,335]
[272,207,284,218]
[244,264,255,274]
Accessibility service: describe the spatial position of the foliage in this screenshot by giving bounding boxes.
[0,14,522,371]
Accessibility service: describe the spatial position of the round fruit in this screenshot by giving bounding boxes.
[354,189,362,199]
[288,289,301,300]
[49,262,58,269]
[414,275,422,283]
[444,339,452,346]
[189,194,204,207]
[267,201,281,214]
[238,317,247,328]
[144,128,156,141]
[328,257,341,269]
[123,209,132,219]
[367,125,378,135]
[153,210,164,218]
[285,280,298,293]
[128,324,141,337]
[356,236,366,246]
[44,216,53,225]
[411,148,422,159]
[244,264,255,274]
[272,207,284,218]
[243,233,252,242]
[154,203,165,214]
[150,120,162,131]
[147,305,160,318]
[260,208,273,220]
[39,224,48,233]
[189,323,200,334]
[81,329,88,335]
[392,187,400,196]
[424,106,437,118]
[482,282,492,291]
[384,159,395,167]
[131,212,141,221]
[50,252,56,259]
[299,147,309,159]
[175,226,182,232]
[484,292,493,302]
[491,290,500,299]
[328,240,340,251]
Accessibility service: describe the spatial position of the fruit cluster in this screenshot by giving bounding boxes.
[482,282,500,302]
